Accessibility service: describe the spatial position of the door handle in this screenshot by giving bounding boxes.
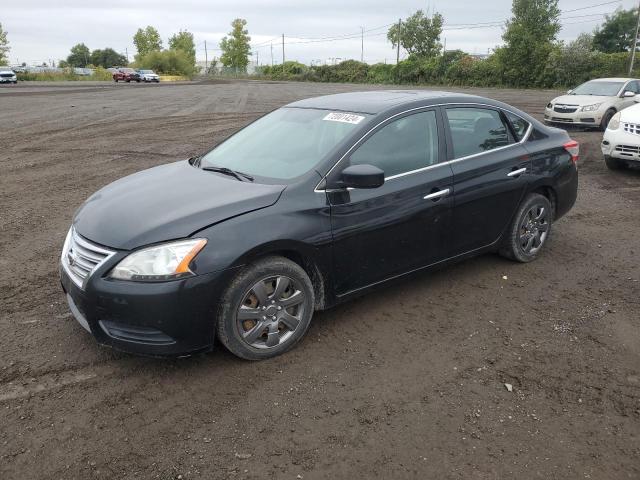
[507,167,527,177]
[423,188,450,201]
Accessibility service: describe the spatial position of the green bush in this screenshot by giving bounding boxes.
[135,49,197,77]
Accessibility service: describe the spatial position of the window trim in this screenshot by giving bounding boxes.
[315,102,533,192]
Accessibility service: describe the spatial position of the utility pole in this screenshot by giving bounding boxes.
[396,18,401,83]
[443,37,446,55]
[270,43,274,66]
[282,34,285,73]
[125,48,129,63]
[256,51,259,68]
[630,0,640,75]
[360,26,364,63]
[204,40,208,74]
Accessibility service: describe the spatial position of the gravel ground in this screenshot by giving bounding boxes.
[0,80,638,480]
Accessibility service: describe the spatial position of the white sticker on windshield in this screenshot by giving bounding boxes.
[323,112,365,124]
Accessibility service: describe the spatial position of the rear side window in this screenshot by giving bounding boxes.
[349,110,439,178]
[505,112,530,141]
[446,107,511,159]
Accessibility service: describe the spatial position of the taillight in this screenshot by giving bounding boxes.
[564,140,579,165]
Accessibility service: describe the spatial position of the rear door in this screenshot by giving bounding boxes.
[445,106,531,256]
[327,108,453,295]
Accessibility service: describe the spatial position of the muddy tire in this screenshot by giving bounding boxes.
[499,193,553,263]
[216,256,315,360]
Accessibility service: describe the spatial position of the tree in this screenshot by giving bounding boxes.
[66,43,91,67]
[387,11,444,58]
[169,30,196,69]
[133,26,162,59]
[90,48,127,68]
[0,23,9,65]
[593,8,639,53]
[219,19,251,71]
[497,0,561,87]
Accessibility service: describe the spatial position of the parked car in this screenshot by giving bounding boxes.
[0,66,17,84]
[60,91,579,359]
[137,69,160,83]
[601,102,640,170]
[544,77,640,130]
[113,68,141,83]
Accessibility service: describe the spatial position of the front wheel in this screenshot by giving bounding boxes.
[499,193,553,263]
[216,256,315,360]
[600,109,616,131]
[605,155,626,170]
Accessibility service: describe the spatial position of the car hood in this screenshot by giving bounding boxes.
[619,102,640,122]
[551,94,612,106]
[74,160,285,250]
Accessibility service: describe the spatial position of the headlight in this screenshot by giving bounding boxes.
[607,112,621,130]
[547,102,553,109]
[581,103,602,112]
[109,238,207,281]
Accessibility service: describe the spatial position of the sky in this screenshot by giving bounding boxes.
[2,0,639,67]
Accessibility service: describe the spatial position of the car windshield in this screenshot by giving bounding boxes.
[139,70,154,74]
[122,68,135,73]
[571,81,624,96]
[199,107,369,180]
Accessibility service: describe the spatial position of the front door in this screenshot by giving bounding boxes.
[326,109,454,296]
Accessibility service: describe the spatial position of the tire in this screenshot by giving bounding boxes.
[600,109,616,131]
[136,79,141,83]
[216,256,315,360]
[126,79,130,83]
[605,155,626,170]
[114,78,118,83]
[499,193,553,263]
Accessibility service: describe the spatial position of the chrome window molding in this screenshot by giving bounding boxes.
[314,102,533,192]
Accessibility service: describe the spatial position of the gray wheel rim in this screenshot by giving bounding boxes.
[236,275,305,350]
[519,204,549,255]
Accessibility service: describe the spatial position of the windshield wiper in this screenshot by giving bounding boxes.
[201,165,254,182]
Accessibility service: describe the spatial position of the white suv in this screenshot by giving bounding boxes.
[544,77,640,130]
[602,102,640,169]
[0,66,17,84]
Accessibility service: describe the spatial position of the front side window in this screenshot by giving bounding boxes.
[446,107,511,159]
[349,110,439,178]
[200,108,369,180]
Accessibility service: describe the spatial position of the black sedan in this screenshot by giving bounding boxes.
[60,91,579,359]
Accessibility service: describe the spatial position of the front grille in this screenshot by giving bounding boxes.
[622,122,640,135]
[614,144,640,155]
[61,228,115,289]
[0,73,14,78]
[554,105,578,114]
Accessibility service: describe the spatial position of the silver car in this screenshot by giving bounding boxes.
[137,69,160,83]
[544,77,640,130]
[0,66,17,84]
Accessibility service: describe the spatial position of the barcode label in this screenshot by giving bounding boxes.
[323,112,365,124]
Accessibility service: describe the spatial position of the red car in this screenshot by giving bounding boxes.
[113,68,141,83]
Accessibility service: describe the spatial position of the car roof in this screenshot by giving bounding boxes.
[286,90,507,115]
[589,77,634,82]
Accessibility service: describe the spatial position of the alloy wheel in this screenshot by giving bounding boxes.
[236,276,305,349]
[519,204,549,255]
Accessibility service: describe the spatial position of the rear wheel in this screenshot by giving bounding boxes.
[499,193,553,263]
[600,109,616,131]
[605,155,626,170]
[114,78,118,83]
[216,256,315,360]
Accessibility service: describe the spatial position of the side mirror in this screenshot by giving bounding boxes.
[624,91,636,98]
[338,164,384,189]
[567,89,573,94]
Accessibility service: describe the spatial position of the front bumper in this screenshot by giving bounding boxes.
[60,263,237,356]
[0,77,17,83]
[602,128,640,162]
[544,107,602,127]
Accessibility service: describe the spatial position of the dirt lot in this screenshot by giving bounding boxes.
[0,80,638,479]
